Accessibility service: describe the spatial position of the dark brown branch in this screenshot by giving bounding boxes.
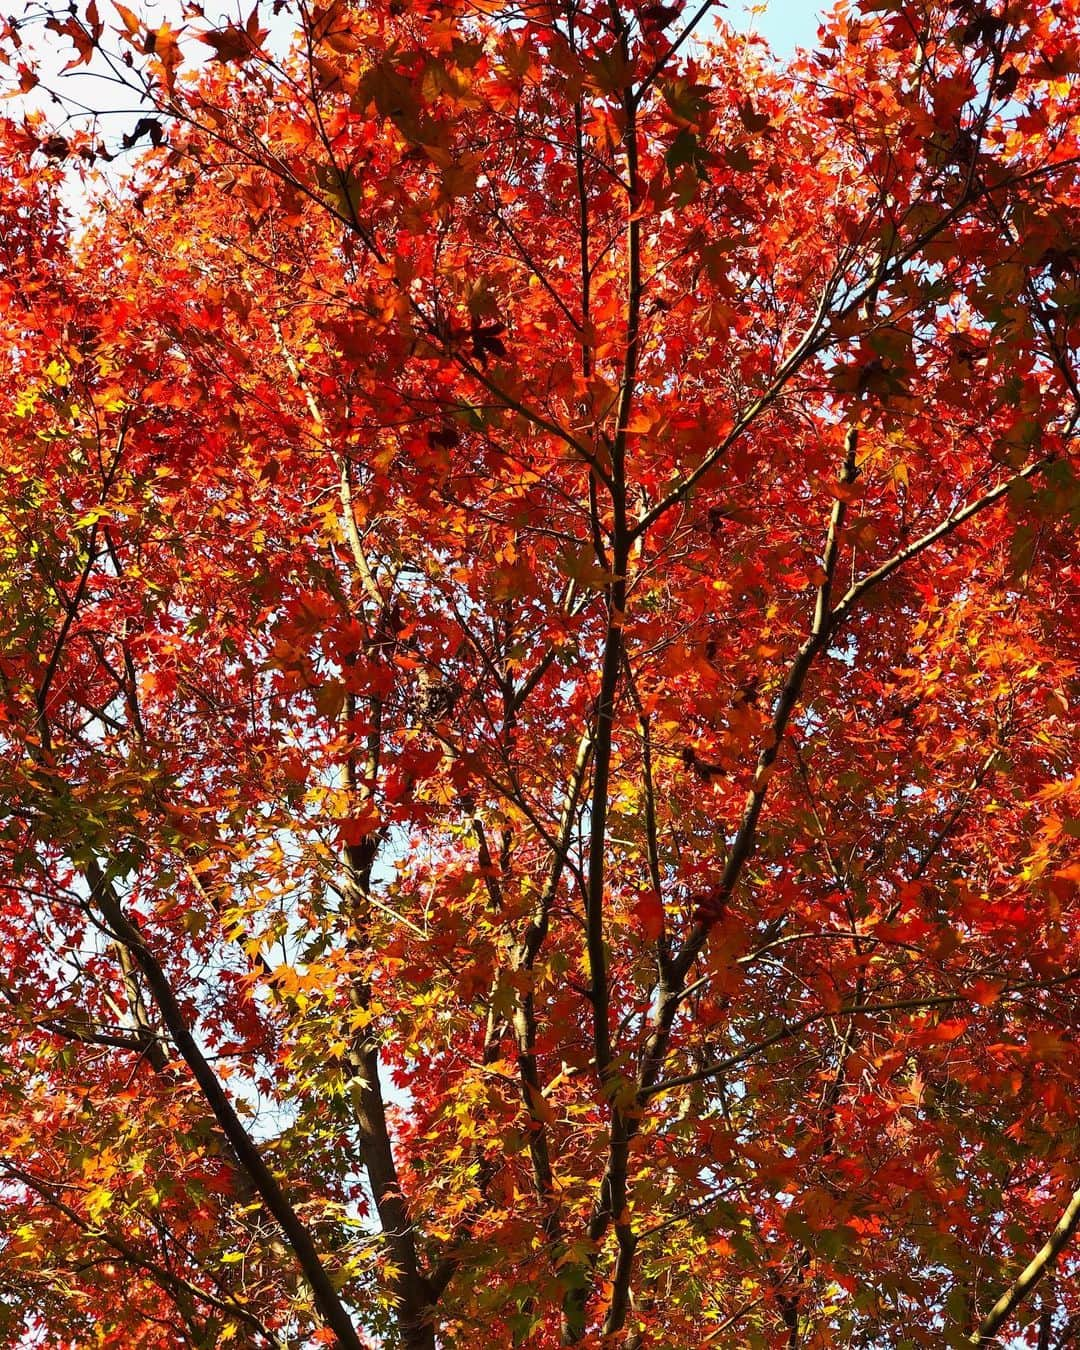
[571,22,647,1337]
[339,681,435,1350]
[84,862,364,1350]
[831,457,1052,630]
[647,973,1080,1098]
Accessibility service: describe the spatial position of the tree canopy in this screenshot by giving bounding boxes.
[0,0,1078,1345]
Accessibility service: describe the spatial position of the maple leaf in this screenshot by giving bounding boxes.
[640,4,680,33]
[632,891,665,940]
[0,3,1077,1348]
[469,316,507,366]
[45,15,95,70]
[120,117,163,150]
[199,8,267,63]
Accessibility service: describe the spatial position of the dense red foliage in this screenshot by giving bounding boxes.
[0,0,1078,1345]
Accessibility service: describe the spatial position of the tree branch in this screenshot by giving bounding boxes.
[0,1159,280,1346]
[84,861,364,1350]
[971,1186,1080,1347]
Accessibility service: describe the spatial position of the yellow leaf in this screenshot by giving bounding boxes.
[557,545,617,591]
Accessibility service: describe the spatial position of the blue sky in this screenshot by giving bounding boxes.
[732,0,825,54]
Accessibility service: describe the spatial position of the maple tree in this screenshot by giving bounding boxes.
[0,0,1078,1344]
